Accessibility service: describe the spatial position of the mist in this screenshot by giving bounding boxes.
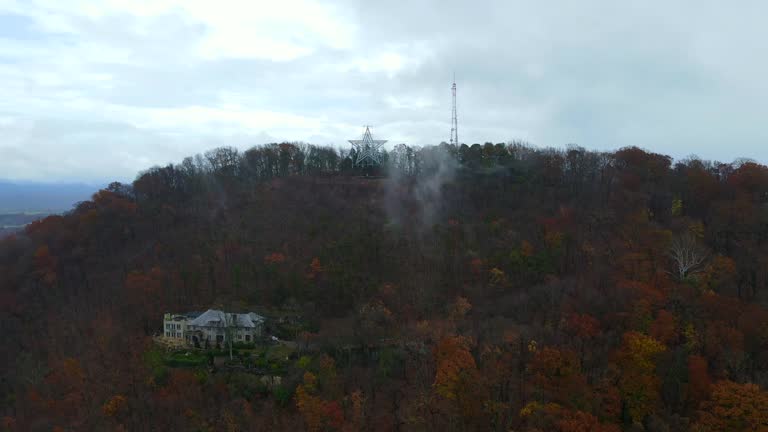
[384,143,458,230]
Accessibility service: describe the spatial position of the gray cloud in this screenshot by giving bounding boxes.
[1,0,767,182]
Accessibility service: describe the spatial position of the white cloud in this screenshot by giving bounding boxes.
[185,0,355,61]
[385,95,435,110]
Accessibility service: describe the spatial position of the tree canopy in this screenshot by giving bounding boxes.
[2,141,768,431]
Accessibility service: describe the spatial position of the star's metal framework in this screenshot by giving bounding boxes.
[349,126,387,167]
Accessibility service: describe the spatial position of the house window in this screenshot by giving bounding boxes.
[245,335,251,342]
[165,332,170,337]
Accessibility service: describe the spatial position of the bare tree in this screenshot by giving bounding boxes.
[668,233,708,280]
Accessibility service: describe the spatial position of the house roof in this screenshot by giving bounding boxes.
[166,311,203,321]
[188,309,265,328]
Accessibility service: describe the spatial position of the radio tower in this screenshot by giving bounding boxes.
[450,73,458,146]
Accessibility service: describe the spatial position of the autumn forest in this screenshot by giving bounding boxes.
[2,141,768,431]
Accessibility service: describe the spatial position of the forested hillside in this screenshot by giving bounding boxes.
[2,142,768,431]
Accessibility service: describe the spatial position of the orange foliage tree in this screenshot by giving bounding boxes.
[307,257,324,280]
[33,245,58,286]
[295,372,344,432]
[528,347,589,409]
[693,380,768,431]
[102,394,127,417]
[556,409,622,432]
[612,332,666,423]
[433,335,486,424]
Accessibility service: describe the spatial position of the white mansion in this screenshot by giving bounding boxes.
[163,309,266,347]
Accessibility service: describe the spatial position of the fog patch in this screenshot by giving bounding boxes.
[384,144,458,230]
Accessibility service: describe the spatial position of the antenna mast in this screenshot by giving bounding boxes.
[450,73,458,146]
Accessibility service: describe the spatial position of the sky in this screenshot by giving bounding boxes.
[1,0,767,183]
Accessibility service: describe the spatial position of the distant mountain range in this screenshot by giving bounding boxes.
[0,213,48,238]
[0,180,99,213]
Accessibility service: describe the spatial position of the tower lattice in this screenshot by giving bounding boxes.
[450,74,458,146]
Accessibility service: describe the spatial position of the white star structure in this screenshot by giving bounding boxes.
[349,126,387,167]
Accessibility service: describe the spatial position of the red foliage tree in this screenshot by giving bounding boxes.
[687,355,711,410]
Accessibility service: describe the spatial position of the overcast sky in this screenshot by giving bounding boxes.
[1,0,767,183]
